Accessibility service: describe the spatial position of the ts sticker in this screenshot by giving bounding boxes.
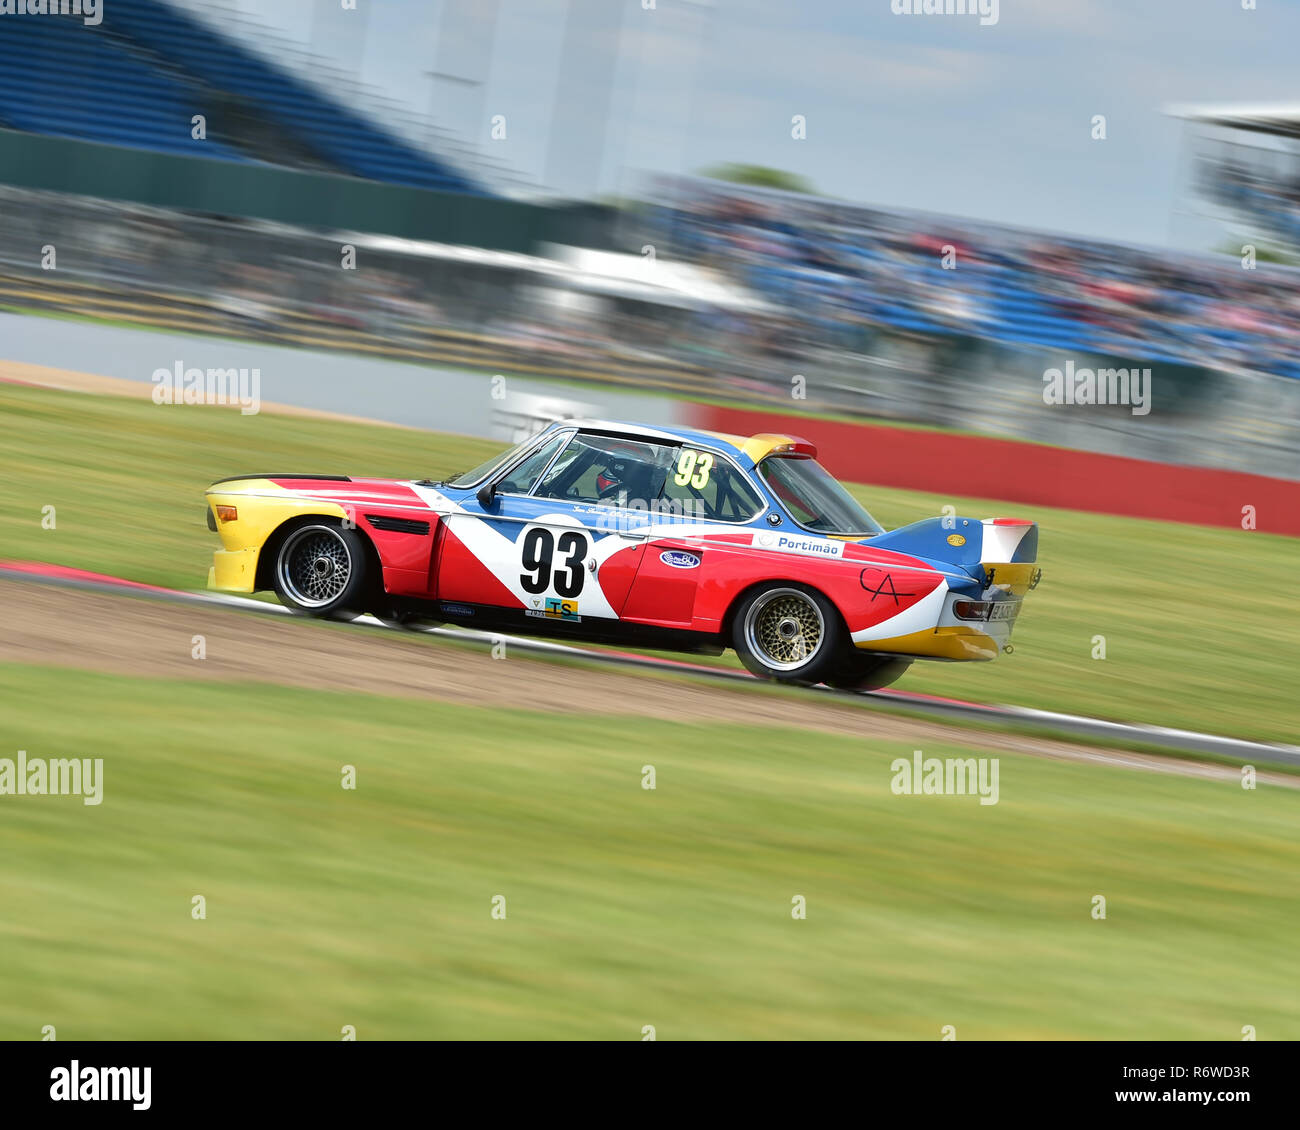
[526,597,581,622]
[660,550,701,569]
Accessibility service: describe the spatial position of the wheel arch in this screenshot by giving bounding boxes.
[720,576,844,638]
[255,513,384,594]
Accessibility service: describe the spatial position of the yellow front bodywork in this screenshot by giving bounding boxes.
[205,478,349,593]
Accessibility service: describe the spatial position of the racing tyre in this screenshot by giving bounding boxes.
[272,522,369,619]
[823,656,913,692]
[733,583,846,685]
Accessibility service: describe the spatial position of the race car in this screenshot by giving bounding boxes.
[203,419,1040,689]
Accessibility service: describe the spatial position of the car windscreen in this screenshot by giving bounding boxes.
[757,455,884,536]
[444,437,535,488]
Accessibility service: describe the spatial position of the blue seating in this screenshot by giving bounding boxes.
[0,4,484,194]
[101,0,479,192]
[0,14,247,161]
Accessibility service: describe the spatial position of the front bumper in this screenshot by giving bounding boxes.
[203,481,349,594]
[209,547,260,593]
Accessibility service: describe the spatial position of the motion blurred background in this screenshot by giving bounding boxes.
[0,0,1297,1041]
[1,0,1299,480]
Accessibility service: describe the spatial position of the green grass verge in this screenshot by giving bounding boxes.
[0,663,1293,1040]
[1,382,1295,743]
[0,382,500,590]
[849,483,1299,746]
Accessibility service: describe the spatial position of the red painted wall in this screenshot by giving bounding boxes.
[690,405,1299,536]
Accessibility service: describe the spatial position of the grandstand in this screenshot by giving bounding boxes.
[653,173,1300,384]
[1169,103,1300,259]
[0,1,483,193]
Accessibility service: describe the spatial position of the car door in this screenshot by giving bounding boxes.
[620,444,769,627]
[437,431,665,623]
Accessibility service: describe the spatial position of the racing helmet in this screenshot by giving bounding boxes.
[595,444,658,501]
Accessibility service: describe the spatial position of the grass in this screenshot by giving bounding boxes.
[0,662,1294,1040]
[0,382,500,590]
[850,482,1299,746]
[1,382,1296,743]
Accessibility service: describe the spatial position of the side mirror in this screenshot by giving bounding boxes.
[476,480,497,509]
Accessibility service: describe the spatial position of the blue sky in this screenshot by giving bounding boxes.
[178,0,1300,247]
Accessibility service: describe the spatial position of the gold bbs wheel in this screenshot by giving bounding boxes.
[743,587,826,672]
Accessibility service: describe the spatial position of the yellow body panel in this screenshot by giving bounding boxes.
[209,548,261,592]
[738,432,801,463]
[703,430,802,464]
[982,563,1041,598]
[204,479,349,593]
[856,626,1000,661]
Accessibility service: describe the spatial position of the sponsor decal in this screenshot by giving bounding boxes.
[440,602,476,617]
[946,534,966,547]
[751,531,845,558]
[526,597,581,622]
[660,549,701,570]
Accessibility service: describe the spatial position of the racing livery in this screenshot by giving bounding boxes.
[203,419,1041,689]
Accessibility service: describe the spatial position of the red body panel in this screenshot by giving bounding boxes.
[436,523,527,608]
[259,476,951,636]
[593,542,647,614]
[267,477,439,597]
[626,536,945,635]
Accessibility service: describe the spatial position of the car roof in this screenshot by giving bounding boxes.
[550,418,814,467]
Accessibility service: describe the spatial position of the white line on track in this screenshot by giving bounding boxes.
[4,566,1297,768]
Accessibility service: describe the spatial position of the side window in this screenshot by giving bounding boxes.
[660,448,764,522]
[536,434,672,507]
[496,432,568,496]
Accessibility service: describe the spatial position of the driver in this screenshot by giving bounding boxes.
[595,448,661,505]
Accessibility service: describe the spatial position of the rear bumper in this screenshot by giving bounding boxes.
[851,577,1032,662]
[855,624,1000,661]
[209,547,260,593]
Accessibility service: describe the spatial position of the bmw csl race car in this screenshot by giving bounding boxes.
[204,420,1041,690]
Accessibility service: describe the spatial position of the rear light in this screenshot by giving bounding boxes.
[954,599,1022,622]
[215,505,238,523]
[953,599,991,621]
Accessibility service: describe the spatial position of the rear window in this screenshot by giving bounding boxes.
[757,456,883,536]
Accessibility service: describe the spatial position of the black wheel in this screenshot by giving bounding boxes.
[732,583,846,685]
[272,522,369,619]
[823,656,913,692]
